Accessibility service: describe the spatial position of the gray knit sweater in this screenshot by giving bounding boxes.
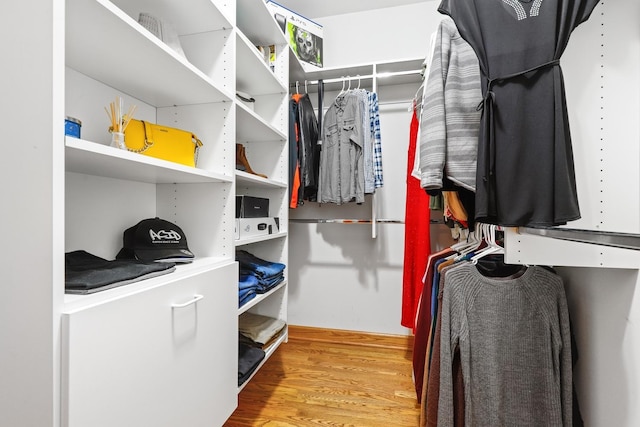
[438,263,573,426]
[419,17,481,192]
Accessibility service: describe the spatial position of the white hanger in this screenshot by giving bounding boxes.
[338,76,346,97]
[451,222,480,252]
[414,82,424,100]
[305,80,308,93]
[295,81,299,94]
[471,224,504,264]
[409,82,425,112]
[446,222,481,261]
[453,223,484,261]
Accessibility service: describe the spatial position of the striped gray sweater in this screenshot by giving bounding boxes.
[419,17,481,192]
[438,262,573,426]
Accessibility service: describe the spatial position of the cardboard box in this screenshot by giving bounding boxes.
[238,217,280,240]
[265,1,323,70]
[236,195,269,218]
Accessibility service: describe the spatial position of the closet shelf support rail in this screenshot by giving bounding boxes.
[290,218,445,225]
[290,218,402,224]
[299,69,423,86]
[519,227,640,251]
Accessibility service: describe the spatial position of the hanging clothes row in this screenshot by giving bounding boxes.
[439,0,602,227]
[412,223,581,426]
[288,76,384,208]
[402,18,480,329]
[417,0,601,228]
[317,80,384,205]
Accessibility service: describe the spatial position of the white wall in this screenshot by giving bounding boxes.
[318,2,442,69]
[559,267,640,426]
[287,2,446,335]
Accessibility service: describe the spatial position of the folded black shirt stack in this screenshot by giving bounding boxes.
[238,342,265,386]
[65,250,176,294]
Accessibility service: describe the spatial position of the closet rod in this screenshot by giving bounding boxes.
[378,99,420,107]
[519,227,640,251]
[290,218,445,225]
[290,218,402,224]
[299,69,423,86]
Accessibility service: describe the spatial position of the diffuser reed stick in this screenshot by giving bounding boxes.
[105,96,137,133]
[106,96,137,149]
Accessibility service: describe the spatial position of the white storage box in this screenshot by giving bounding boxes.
[238,217,279,240]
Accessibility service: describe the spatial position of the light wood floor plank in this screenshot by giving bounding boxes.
[225,326,419,427]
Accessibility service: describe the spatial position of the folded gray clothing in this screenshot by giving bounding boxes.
[239,311,286,346]
[65,250,176,294]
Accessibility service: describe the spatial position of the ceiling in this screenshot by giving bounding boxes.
[270,0,428,19]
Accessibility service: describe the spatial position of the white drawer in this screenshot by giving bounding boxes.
[61,262,238,427]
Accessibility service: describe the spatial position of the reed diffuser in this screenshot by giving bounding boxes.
[105,96,137,149]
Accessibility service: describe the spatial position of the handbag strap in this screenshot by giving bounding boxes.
[126,120,203,155]
[126,120,154,154]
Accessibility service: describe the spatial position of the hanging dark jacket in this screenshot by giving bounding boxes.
[295,94,320,202]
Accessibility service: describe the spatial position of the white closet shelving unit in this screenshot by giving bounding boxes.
[2,0,288,426]
[62,0,240,426]
[235,0,290,392]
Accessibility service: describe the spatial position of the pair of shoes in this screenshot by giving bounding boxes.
[236,143,268,179]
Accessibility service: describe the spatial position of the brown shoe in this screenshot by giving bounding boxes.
[236,143,268,179]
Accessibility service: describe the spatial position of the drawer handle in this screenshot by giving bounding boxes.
[171,294,204,309]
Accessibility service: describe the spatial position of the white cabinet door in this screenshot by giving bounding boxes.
[61,263,237,427]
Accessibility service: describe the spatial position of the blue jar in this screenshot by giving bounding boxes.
[65,116,82,138]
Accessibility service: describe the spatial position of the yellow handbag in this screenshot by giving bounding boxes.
[123,119,203,167]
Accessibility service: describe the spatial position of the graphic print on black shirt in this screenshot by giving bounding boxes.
[500,0,544,21]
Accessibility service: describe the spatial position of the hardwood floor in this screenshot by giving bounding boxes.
[224,326,420,427]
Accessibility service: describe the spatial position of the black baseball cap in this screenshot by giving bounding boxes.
[116,217,194,263]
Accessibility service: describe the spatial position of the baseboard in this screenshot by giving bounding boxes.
[287,325,414,351]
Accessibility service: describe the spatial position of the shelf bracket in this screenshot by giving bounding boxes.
[518,227,640,251]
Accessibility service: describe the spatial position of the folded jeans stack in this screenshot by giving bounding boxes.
[236,250,286,308]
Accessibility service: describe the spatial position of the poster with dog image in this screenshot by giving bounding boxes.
[265,1,323,69]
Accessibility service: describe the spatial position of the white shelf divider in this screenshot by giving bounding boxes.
[66,0,233,107]
[236,0,287,46]
[236,30,287,96]
[238,281,287,315]
[236,103,288,143]
[235,232,288,247]
[66,137,232,184]
[235,170,287,189]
